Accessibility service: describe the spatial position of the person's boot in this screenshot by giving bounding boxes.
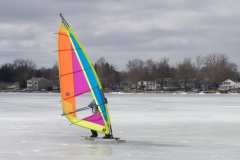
[103,134,111,139]
[90,130,98,137]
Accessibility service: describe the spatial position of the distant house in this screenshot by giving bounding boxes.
[49,79,60,91]
[7,82,20,90]
[178,79,200,89]
[155,78,178,90]
[219,79,240,90]
[137,81,160,90]
[26,77,50,91]
[0,82,20,90]
[120,80,135,91]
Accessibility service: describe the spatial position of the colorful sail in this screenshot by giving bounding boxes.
[57,14,112,135]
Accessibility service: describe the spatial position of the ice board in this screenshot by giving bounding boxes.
[81,136,126,143]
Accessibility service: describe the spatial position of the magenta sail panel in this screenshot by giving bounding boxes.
[72,49,90,95]
[83,112,105,126]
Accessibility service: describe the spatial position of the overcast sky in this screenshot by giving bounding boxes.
[1,0,240,71]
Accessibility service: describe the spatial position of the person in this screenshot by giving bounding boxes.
[88,100,99,137]
[89,98,111,139]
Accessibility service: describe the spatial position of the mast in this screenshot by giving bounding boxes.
[60,13,70,28]
[101,89,114,138]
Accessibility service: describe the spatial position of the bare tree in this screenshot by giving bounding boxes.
[94,57,120,88]
[126,58,144,71]
[50,62,59,80]
[126,58,145,85]
[202,54,238,86]
[142,59,155,90]
[144,59,155,80]
[95,57,106,85]
[12,58,37,88]
[177,58,197,91]
[195,55,204,70]
[154,57,171,90]
[194,55,205,83]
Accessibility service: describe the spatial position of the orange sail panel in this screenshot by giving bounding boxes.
[58,24,77,117]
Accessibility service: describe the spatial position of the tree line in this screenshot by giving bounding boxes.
[0,59,58,89]
[0,53,239,90]
[123,54,239,90]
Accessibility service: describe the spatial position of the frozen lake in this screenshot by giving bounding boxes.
[0,92,240,160]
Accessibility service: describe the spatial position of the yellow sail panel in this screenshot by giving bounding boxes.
[62,99,75,118]
[66,115,109,134]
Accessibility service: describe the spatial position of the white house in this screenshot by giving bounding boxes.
[219,79,240,90]
[137,81,160,90]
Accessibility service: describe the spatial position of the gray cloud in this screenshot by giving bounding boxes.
[1,0,240,70]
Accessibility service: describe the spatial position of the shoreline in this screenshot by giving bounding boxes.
[0,89,239,94]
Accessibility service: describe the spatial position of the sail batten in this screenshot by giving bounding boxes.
[60,67,91,78]
[58,14,112,135]
[58,48,82,52]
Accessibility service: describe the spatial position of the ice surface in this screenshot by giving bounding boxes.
[0,92,240,160]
